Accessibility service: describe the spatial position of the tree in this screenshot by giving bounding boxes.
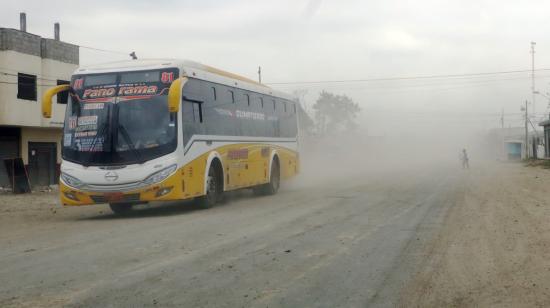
[291,89,315,135]
[312,91,361,134]
[297,102,315,135]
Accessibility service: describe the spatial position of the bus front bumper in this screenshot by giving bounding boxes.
[59,171,185,206]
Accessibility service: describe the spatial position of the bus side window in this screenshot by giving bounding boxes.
[283,101,287,113]
[196,103,203,123]
[244,93,250,106]
[211,87,217,101]
[182,100,203,145]
[272,99,276,111]
[184,101,203,123]
[259,97,264,108]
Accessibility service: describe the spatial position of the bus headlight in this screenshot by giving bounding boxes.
[61,173,84,189]
[143,164,177,185]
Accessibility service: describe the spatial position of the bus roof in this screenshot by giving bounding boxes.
[75,59,295,101]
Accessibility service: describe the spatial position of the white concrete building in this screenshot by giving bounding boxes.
[0,13,78,188]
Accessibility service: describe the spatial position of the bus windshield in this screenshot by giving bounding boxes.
[62,69,179,166]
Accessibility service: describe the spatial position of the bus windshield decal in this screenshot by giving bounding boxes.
[71,69,177,103]
[83,103,105,110]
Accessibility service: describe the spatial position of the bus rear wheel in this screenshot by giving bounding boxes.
[254,158,280,195]
[197,161,223,209]
[109,202,134,215]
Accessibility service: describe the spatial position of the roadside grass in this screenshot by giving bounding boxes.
[524,158,550,169]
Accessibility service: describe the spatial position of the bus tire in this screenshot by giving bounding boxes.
[109,202,134,215]
[255,157,280,195]
[197,160,223,209]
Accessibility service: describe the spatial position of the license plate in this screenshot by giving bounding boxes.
[104,192,124,202]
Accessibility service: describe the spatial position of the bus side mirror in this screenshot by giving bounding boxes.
[168,77,187,113]
[42,85,70,118]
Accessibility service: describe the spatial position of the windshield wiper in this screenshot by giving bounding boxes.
[118,124,144,164]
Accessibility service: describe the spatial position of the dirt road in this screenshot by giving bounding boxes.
[1,161,549,307]
[400,162,550,307]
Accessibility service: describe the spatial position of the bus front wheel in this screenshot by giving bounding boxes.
[197,161,223,209]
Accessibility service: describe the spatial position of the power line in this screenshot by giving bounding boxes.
[0,68,65,82]
[365,110,529,116]
[5,68,542,88]
[272,75,550,95]
[266,68,550,85]
[0,81,57,86]
[2,63,549,90]
[298,75,550,91]
[78,45,130,56]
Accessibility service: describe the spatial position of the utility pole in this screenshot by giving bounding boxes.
[531,42,536,115]
[525,100,529,159]
[258,66,262,84]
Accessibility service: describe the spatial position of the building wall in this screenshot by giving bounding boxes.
[20,127,62,164]
[0,28,78,64]
[0,27,78,187]
[0,28,41,56]
[0,50,75,128]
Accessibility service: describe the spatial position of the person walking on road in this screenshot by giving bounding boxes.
[460,148,469,169]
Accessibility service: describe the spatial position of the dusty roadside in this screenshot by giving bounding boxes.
[0,189,105,219]
[0,190,109,245]
[400,162,550,307]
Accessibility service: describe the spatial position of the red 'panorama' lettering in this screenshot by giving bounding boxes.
[83,88,116,98]
[118,85,158,96]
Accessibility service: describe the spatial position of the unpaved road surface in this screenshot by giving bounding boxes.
[400,162,550,307]
[1,161,550,307]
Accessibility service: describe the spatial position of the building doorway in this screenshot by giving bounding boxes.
[28,142,57,186]
[506,142,522,161]
[0,127,20,188]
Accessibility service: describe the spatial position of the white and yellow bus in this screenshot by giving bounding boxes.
[42,59,299,214]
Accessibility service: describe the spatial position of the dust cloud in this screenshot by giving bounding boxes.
[291,125,491,190]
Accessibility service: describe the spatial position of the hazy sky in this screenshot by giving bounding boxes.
[3,0,550,135]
